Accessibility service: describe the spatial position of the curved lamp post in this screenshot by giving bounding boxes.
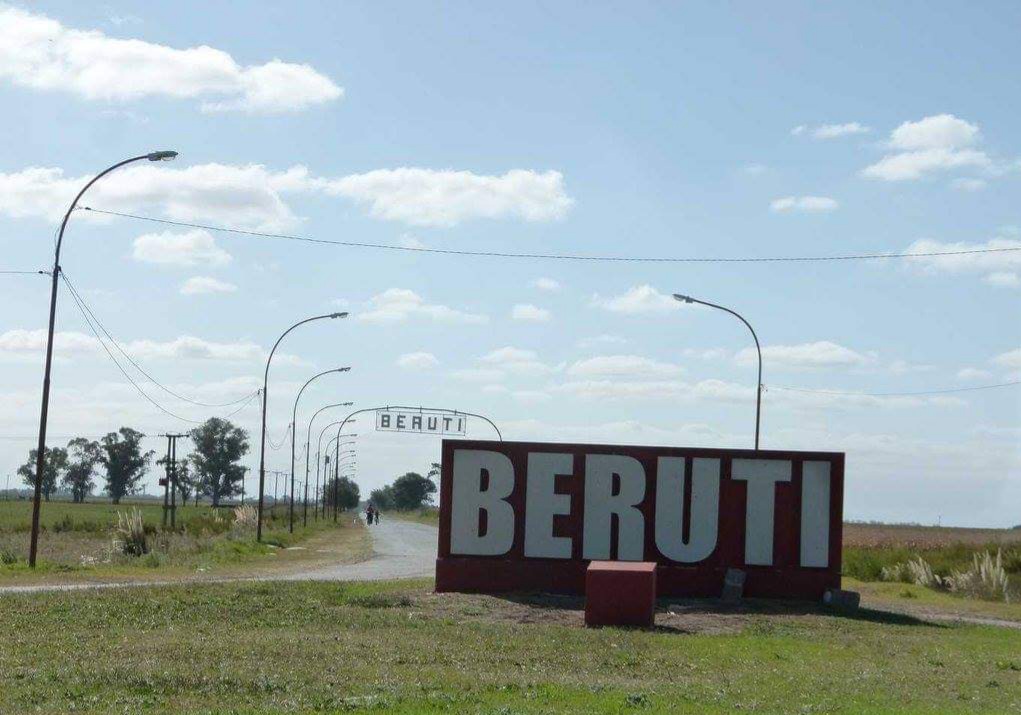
[28,150,178,567]
[305,405,354,523]
[257,312,348,541]
[674,294,763,450]
[314,418,357,519]
[289,367,350,533]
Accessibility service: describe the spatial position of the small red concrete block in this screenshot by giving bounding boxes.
[585,561,657,627]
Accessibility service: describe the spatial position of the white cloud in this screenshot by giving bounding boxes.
[179,276,237,295]
[532,277,561,291]
[862,114,991,181]
[0,329,290,363]
[511,304,551,322]
[479,347,556,375]
[957,367,992,381]
[578,334,627,348]
[740,164,767,175]
[566,355,684,380]
[554,378,754,404]
[396,352,439,370]
[889,114,980,151]
[448,368,505,383]
[737,341,876,370]
[131,229,231,267]
[317,168,573,227]
[480,384,552,404]
[984,272,1019,288]
[951,177,988,192]
[0,162,570,231]
[398,233,425,249]
[887,359,934,375]
[793,122,870,139]
[862,148,990,181]
[0,7,342,113]
[902,237,1021,285]
[357,288,487,324]
[0,163,304,230]
[681,347,730,361]
[770,196,839,213]
[591,285,681,314]
[992,347,1021,370]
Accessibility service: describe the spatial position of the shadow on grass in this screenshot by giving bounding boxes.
[489,591,940,629]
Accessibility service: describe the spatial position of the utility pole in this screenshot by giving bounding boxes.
[160,434,186,529]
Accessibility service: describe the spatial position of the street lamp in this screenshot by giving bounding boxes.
[28,150,178,567]
[257,312,348,541]
[289,368,350,533]
[306,406,354,523]
[673,294,763,450]
[315,419,357,519]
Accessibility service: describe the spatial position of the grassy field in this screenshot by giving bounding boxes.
[384,505,440,526]
[1,577,1020,714]
[0,499,369,584]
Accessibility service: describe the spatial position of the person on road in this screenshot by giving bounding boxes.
[366,503,376,525]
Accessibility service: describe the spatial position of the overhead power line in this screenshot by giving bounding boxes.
[79,206,1021,264]
[768,380,1021,397]
[0,270,48,275]
[61,272,259,409]
[60,273,261,425]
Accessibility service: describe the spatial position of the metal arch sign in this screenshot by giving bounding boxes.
[376,408,467,436]
[435,439,845,600]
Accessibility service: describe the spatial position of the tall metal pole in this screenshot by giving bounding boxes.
[288,369,350,533]
[306,406,354,523]
[27,150,178,567]
[256,312,347,542]
[673,294,763,450]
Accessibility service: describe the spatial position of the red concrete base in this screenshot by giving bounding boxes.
[584,561,657,628]
[435,557,838,600]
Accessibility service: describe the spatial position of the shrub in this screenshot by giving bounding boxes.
[113,508,148,556]
[943,551,1011,602]
[880,556,939,588]
[184,511,229,537]
[0,549,18,566]
[232,505,258,535]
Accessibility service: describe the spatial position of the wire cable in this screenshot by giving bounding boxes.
[61,272,260,408]
[79,206,1021,264]
[268,422,292,450]
[768,380,1021,397]
[0,270,49,275]
[60,272,206,425]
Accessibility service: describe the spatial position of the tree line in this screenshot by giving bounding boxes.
[367,463,438,511]
[17,418,250,506]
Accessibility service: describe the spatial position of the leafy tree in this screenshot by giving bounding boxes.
[17,446,68,501]
[323,476,360,510]
[174,458,197,504]
[63,438,100,503]
[99,428,153,504]
[389,472,436,510]
[368,486,394,511]
[427,462,441,481]
[189,418,249,507]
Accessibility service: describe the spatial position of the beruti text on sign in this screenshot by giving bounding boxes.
[436,439,844,599]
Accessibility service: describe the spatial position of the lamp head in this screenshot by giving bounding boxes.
[330,312,349,319]
[147,150,178,162]
[673,294,694,304]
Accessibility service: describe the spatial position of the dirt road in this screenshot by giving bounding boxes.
[284,515,436,582]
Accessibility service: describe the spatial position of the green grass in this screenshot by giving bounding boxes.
[843,543,1021,582]
[385,506,439,526]
[0,500,363,582]
[1,578,1020,713]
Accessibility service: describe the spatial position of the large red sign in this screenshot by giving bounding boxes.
[436,439,844,599]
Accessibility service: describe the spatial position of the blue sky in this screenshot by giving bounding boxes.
[0,2,1018,525]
